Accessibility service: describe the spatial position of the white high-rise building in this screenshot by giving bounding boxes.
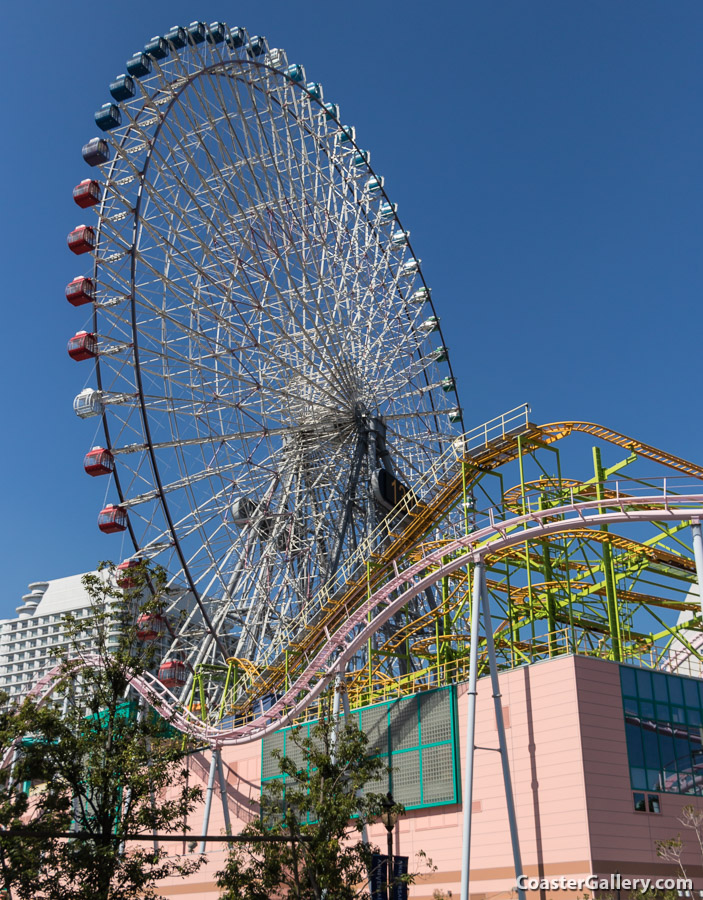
[0,574,99,703]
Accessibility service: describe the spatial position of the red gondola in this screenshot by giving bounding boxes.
[98,504,128,534]
[66,276,96,307]
[67,331,98,361]
[67,225,96,255]
[84,447,114,477]
[116,558,141,588]
[136,613,166,641]
[158,660,187,689]
[73,179,101,209]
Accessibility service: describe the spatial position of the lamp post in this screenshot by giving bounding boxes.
[380,791,399,900]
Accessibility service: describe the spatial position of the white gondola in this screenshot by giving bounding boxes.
[73,388,104,419]
[391,230,409,248]
[411,287,430,304]
[400,258,420,277]
[419,316,439,334]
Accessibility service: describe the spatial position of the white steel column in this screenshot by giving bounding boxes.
[481,574,526,900]
[199,747,218,853]
[215,748,232,843]
[330,670,344,765]
[460,560,484,900]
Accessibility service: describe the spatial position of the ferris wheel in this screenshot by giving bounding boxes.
[66,21,463,705]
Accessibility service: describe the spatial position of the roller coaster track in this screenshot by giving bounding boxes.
[10,492,703,762]
[241,418,703,704]
[537,422,703,480]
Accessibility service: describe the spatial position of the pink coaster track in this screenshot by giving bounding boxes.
[9,491,703,763]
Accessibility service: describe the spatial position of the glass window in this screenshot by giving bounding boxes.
[656,703,670,721]
[636,669,653,700]
[648,794,661,813]
[687,708,702,727]
[631,767,646,793]
[684,679,699,708]
[653,673,668,703]
[624,697,638,716]
[669,677,684,706]
[633,792,646,812]
[621,667,637,697]
[640,700,655,719]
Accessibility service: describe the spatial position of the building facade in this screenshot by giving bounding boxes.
[0,575,97,703]
[152,654,703,899]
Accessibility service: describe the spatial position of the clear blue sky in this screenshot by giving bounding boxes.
[1,0,700,614]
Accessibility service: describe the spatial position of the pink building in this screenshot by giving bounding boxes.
[159,655,703,899]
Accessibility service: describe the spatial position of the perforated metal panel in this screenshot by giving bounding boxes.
[361,704,390,755]
[284,727,307,784]
[420,690,452,745]
[390,697,419,751]
[421,744,456,804]
[261,685,458,811]
[392,749,422,806]
[261,729,285,780]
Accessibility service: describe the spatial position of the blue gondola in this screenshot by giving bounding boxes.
[246,36,267,57]
[145,36,169,60]
[109,74,135,102]
[226,26,246,48]
[286,63,304,82]
[126,52,152,78]
[207,22,226,44]
[95,103,121,132]
[323,102,339,120]
[82,137,110,167]
[337,125,355,143]
[164,25,187,49]
[305,82,322,101]
[186,21,206,44]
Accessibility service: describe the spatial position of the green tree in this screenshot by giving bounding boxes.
[0,561,204,900]
[216,705,425,900]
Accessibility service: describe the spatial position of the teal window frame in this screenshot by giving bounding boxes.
[261,684,459,812]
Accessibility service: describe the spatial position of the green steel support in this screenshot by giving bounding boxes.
[593,447,622,661]
[539,496,557,656]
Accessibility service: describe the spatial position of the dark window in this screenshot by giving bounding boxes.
[684,680,699,708]
[621,666,637,698]
[633,792,646,812]
[669,678,684,706]
[636,669,654,700]
[648,794,661,814]
[653,673,669,703]
[622,666,703,797]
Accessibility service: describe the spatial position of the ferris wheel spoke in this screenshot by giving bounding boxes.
[202,70,377,396]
